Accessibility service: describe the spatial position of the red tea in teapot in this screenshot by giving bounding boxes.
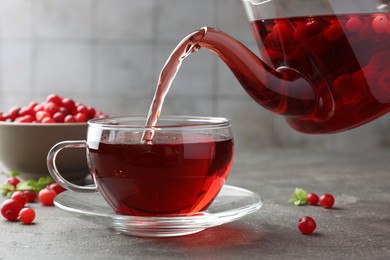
[251,13,390,133]
[88,134,233,216]
[146,13,390,136]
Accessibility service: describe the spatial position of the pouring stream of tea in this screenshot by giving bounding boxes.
[142,26,286,142]
[142,29,204,143]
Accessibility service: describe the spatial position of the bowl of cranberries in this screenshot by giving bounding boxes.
[0,94,108,183]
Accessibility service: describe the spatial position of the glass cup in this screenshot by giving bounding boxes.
[47,116,234,216]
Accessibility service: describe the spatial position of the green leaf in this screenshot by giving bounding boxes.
[288,187,308,206]
[294,200,302,206]
[288,198,296,203]
[16,181,36,191]
[294,188,307,201]
[0,183,15,192]
[10,170,19,177]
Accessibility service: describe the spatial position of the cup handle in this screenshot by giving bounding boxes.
[47,140,96,193]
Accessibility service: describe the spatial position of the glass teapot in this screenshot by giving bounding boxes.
[159,0,390,134]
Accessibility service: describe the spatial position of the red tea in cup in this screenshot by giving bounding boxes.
[48,116,234,216]
[88,133,233,216]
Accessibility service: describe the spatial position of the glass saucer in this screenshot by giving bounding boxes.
[54,185,263,237]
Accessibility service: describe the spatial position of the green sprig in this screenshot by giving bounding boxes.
[1,172,54,197]
[288,187,308,206]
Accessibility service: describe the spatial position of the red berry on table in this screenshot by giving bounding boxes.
[23,190,37,203]
[298,216,317,234]
[47,182,66,194]
[307,192,319,205]
[11,191,28,207]
[1,199,22,221]
[4,176,20,188]
[38,188,57,206]
[319,193,335,208]
[18,208,35,224]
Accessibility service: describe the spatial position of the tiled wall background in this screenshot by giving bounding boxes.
[0,0,389,153]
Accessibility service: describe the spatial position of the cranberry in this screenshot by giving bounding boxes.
[76,105,89,115]
[28,101,38,110]
[35,110,51,122]
[87,107,96,119]
[272,23,293,43]
[47,182,66,194]
[1,199,22,221]
[44,102,60,115]
[293,25,308,42]
[1,94,106,123]
[298,216,317,234]
[46,94,62,104]
[4,176,20,188]
[346,16,362,32]
[61,98,76,111]
[33,103,44,112]
[319,193,335,208]
[75,112,87,122]
[42,117,56,123]
[11,191,28,207]
[18,106,34,117]
[372,15,389,34]
[0,112,6,121]
[8,107,21,121]
[307,192,319,205]
[52,112,65,123]
[302,19,323,37]
[38,188,57,206]
[64,115,76,123]
[18,208,35,224]
[23,190,37,203]
[15,115,34,123]
[324,23,343,41]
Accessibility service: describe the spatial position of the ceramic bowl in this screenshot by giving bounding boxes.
[0,122,89,183]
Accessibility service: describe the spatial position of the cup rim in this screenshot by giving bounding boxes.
[87,116,231,130]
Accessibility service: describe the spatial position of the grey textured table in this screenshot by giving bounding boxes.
[1,149,390,259]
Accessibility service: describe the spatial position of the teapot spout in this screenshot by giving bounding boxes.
[190,27,318,118]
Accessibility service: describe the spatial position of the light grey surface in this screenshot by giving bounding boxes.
[1,148,390,259]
